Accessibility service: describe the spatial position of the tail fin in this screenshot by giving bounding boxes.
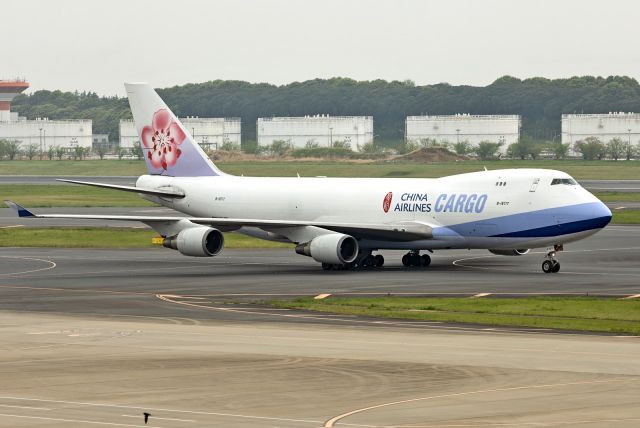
[124,83,225,177]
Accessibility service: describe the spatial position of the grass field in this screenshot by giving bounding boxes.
[0,185,156,207]
[0,227,293,249]
[268,296,640,335]
[593,192,640,202]
[608,209,640,224]
[1,159,640,179]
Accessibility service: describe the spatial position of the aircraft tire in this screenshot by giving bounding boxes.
[402,254,410,267]
[542,260,553,273]
[374,254,384,267]
[421,254,431,267]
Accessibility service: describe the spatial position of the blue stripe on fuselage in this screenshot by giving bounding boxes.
[432,202,612,238]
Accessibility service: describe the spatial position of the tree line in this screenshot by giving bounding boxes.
[10,75,640,147]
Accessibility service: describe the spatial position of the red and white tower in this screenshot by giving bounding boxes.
[0,79,29,121]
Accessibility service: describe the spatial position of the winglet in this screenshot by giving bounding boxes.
[3,200,36,218]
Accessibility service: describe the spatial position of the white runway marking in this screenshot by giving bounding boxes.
[0,412,164,427]
[0,404,50,410]
[121,414,195,422]
[0,396,328,426]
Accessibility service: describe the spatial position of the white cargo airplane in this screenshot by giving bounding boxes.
[5,83,612,273]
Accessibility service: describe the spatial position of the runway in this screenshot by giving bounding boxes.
[1,226,639,427]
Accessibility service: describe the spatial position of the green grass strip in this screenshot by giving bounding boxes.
[2,159,640,179]
[0,185,155,207]
[0,227,293,249]
[593,192,640,202]
[611,209,640,224]
[268,297,640,335]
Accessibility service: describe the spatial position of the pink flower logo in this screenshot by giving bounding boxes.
[141,109,186,170]
[383,192,393,213]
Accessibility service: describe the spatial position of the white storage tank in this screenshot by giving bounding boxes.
[257,115,374,150]
[0,117,93,149]
[562,113,640,148]
[405,114,521,153]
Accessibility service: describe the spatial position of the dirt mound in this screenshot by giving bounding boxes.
[397,147,467,162]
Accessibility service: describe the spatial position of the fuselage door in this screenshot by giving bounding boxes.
[529,178,540,192]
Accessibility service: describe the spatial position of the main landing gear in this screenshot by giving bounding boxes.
[541,244,563,273]
[321,251,432,270]
[321,252,384,271]
[401,251,431,268]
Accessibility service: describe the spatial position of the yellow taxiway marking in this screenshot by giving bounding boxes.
[471,293,492,298]
[323,378,636,427]
[621,294,640,299]
[314,293,332,300]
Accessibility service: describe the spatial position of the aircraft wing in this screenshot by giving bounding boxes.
[56,179,185,198]
[4,201,433,241]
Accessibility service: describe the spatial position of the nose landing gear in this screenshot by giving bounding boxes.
[541,244,563,273]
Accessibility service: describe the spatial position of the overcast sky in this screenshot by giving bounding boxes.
[3,0,639,95]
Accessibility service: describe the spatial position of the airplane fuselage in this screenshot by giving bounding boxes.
[137,168,612,251]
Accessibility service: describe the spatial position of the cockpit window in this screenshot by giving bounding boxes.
[551,178,577,186]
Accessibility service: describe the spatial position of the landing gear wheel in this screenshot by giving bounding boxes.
[421,254,431,267]
[551,260,560,273]
[402,254,410,267]
[542,260,553,273]
[360,255,374,268]
[410,252,421,267]
[374,254,385,267]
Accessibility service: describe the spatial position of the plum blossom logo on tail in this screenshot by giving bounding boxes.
[141,109,186,171]
[383,192,393,213]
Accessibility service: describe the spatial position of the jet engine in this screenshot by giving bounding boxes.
[163,226,224,257]
[488,249,530,256]
[295,233,359,264]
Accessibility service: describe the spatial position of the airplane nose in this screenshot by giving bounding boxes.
[593,200,612,228]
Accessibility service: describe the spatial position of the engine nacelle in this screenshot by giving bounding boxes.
[163,227,224,257]
[295,233,359,264]
[488,249,530,256]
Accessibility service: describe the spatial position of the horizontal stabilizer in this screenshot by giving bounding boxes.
[56,179,185,198]
[3,200,35,217]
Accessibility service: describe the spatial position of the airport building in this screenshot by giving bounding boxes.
[405,114,521,152]
[0,79,93,149]
[119,117,241,150]
[561,113,640,150]
[257,115,374,150]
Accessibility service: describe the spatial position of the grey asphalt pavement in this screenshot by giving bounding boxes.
[0,222,639,427]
